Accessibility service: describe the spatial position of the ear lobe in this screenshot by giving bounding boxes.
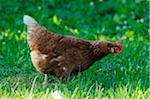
[111,47,119,54]
[111,48,115,53]
[111,44,122,54]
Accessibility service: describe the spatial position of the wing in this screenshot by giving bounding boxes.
[58,36,91,49]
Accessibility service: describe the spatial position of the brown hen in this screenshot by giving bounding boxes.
[23,15,122,83]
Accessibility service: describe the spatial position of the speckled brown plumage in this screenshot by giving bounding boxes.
[23,15,121,81]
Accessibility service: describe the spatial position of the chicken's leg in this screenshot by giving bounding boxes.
[43,74,48,84]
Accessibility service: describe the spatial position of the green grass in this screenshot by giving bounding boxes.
[0,30,149,99]
[0,0,149,98]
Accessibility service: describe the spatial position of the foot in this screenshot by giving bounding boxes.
[43,74,48,85]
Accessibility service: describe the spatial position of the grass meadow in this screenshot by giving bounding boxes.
[0,0,149,98]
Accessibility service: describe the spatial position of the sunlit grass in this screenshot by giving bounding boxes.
[0,0,149,98]
[0,30,149,98]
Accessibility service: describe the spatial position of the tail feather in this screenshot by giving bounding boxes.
[23,15,38,26]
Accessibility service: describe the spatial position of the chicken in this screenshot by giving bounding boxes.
[23,15,122,83]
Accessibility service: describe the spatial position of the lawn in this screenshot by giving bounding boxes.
[0,0,149,99]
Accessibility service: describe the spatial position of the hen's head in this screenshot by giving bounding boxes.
[92,41,122,59]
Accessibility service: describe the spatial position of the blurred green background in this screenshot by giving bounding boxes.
[0,0,149,98]
[0,0,149,39]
